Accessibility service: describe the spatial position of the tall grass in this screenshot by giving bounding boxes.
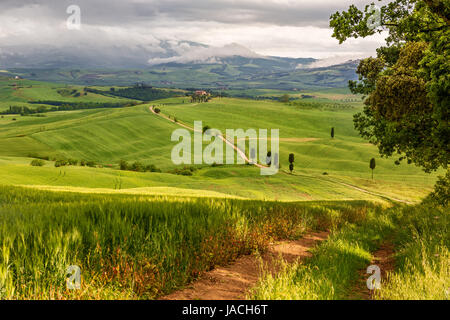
[0,185,374,299]
[249,205,394,299]
[249,202,449,300]
[374,203,449,300]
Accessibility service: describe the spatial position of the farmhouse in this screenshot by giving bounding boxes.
[195,90,209,96]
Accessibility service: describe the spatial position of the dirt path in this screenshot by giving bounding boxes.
[161,231,329,300]
[328,180,413,204]
[348,242,396,300]
[288,171,413,205]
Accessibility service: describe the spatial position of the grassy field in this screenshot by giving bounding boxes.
[0,80,446,301]
[0,185,376,299]
[0,91,439,202]
[0,77,134,112]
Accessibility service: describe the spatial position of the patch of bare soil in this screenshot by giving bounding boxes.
[348,242,396,300]
[160,231,329,300]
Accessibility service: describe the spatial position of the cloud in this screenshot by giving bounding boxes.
[0,0,387,61]
[148,43,262,64]
[297,54,363,69]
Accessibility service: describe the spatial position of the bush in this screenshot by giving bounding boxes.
[54,159,68,167]
[170,166,197,176]
[86,161,96,168]
[68,159,78,166]
[425,170,449,207]
[145,164,161,173]
[119,160,128,171]
[30,159,45,167]
[130,161,144,172]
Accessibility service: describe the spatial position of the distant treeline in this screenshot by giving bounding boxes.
[2,101,138,115]
[86,85,179,101]
[228,94,300,101]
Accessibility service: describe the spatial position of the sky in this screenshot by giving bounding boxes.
[0,0,387,63]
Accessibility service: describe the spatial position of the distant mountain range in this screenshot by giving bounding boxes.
[0,41,359,89]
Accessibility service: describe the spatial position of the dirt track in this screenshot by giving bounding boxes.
[161,231,329,300]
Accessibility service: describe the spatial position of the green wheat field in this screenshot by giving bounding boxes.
[0,77,448,300]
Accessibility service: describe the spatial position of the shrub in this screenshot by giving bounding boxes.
[130,161,144,172]
[86,161,96,168]
[145,164,161,173]
[30,159,45,167]
[68,159,78,166]
[202,125,211,134]
[119,160,128,171]
[54,159,68,167]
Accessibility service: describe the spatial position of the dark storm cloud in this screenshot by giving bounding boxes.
[0,0,373,28]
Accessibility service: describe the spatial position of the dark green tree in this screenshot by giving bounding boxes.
[331,127,335,139]
[370,158,376,180]
[266,151,272,166]
[280,94,290,103]
[330,0,449,193]
[289,153,295,173]
[119,160,128,171]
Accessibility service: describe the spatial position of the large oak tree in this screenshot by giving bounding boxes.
[330,0,449,204]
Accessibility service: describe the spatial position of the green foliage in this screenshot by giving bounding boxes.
[331,0,449,178]
[119,160,160,173]
[370,158,376,179]
[170,166,198,176]
[289,163,294,173]
[280,94,290,103]
[119,160,128,171]
[2,101,137,115]
[30,159,45,167]
[370,158,376,170]
[289,153,295,164]
[202,125,211,134]
[86,85,178,101]
[425,169,450,207]
[54,159,67,167]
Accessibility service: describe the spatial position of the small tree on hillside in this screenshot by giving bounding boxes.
[370,158,376,180]
[280,94,290,103]
[289,153,294,173]
[202,125,211,134]
[119,160,128,171]
[266,151,272,166]
[331,127,335,139]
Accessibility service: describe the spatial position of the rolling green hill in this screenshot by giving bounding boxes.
[4,60,358,90]
[0,90,439,202]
